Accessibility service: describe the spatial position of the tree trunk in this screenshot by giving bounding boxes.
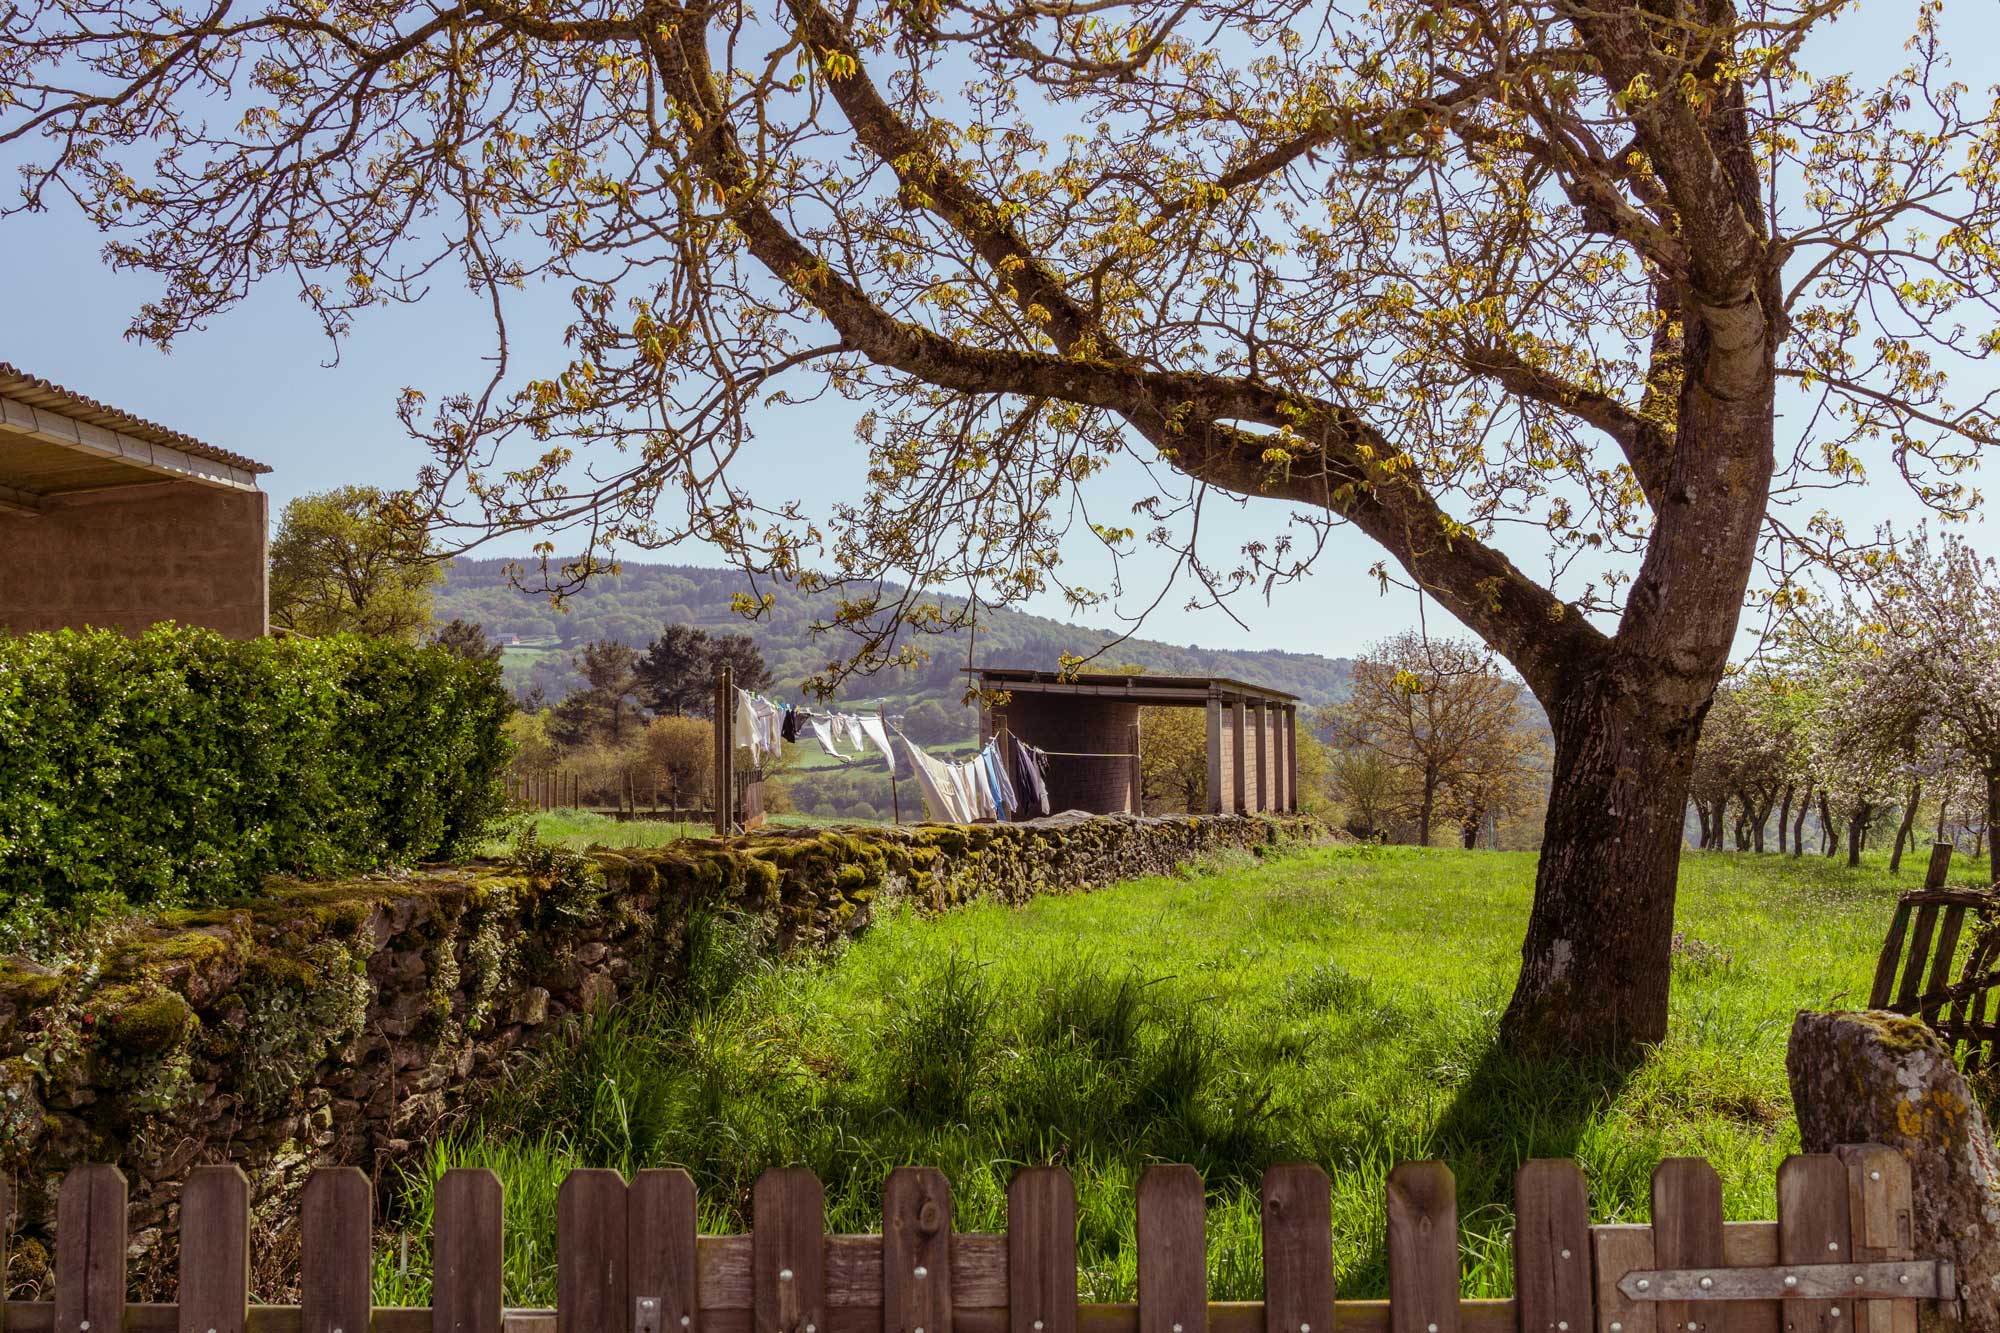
[1988,766,2000,887]
[1417,768,1436,847]
[1848,801,1871,867]
[1776,784,1793,855]
[1750,798,1771,852]
[1821,791,1838,856]
[1499,663,1707,1053]
[1891,777,1922,874]
[1694,801,1712,850]
[1793,783,1811,857]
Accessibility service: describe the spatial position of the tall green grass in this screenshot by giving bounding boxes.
[377,842,1978,1305]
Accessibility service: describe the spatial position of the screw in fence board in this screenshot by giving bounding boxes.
[560,1171,631,1333]
[1386,1163,1458,1333]
[301,1169,372,1333]
[630,1171,700,1333]
[753,1169,824,1333]
[1514,1160,1592,1333]
[1136,1166,1207,1333]
[1007,1168,1077,1333]
[55,1165,125,1333]
[885,1169,953,1333]
[435,1171,505,1333]
[1650,1159,1724,1333]
[179,1166,250,1333]
[1778,1155,1853,1333]
[1260,1164,1333,1333]
[1834,1146,1916,1333]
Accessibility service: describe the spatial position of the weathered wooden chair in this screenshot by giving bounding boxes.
[1869,842,2000,1069]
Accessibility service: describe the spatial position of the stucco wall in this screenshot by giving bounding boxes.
[0,481,267,638]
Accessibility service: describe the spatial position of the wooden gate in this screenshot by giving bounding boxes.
[0,1152,1953,1333]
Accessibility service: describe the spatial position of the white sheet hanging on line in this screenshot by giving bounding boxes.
[860,716,898,774]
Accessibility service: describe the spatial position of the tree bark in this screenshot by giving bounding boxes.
[1848,801,1872,867]
[1776,784,1793,855]
[1821,791,1839,855]
[1793,783,1811,857]
[1499,657,1709,1052]
[1892,777,1923,874]
[1988,765,2000,886]
[1694,801,1713,850]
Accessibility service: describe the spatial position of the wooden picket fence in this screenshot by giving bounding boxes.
[0,1151,1956,1333]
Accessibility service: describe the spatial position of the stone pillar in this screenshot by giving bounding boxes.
[1231,699,1247,813]
[1205,694,1224,814]
[1251,701,1268,811]
[1788,1009,1994,1329]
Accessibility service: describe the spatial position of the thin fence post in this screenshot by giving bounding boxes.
[301,1169,372,1333]
[559,1170,630,1333]
[1261,1164,1333,1333]
[884,1169,952,1333]
[55,1165,126,1333]
[1136,1166,1206,1333]
[631,1170,700,1333]
[1008,1168,1076,1333]
[1385,1163,1456,1333]
[1513,1160,1591,1333]
[179,1165,250,1333]
[1650,1159,1724,1333]
[1779,1155,1853,1333]
[1838,1144,1917,1333]
[435,1170,505,1333]
[753,1168,824,1333]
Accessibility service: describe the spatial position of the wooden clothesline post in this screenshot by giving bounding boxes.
[713,664,734,837]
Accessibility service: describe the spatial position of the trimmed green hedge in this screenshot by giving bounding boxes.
[0,626,511,921]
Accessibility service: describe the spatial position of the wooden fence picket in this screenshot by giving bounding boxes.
[1006,1167,1076,1333]
[753,1169,825,1333]
[301,1168,372,1333]
[1260,1163,1333,1333]
[1386,1162,1458,1333]
[884,1169,953,1333]
[1777,1155,1852,1333]
[559,1170,629,1333]
[630,1170,701,1333]
[54,1164,126,1333]
[179,1166,250,1333]
[6,1154,1953,1333]
[1650,1159,1724,1333]
[1512,1160,1591,1333]
[1136,1166,1207,1333]
[1,1174,11,1333]
[1836,1146,1916,1333]
[435,1170,505,1333]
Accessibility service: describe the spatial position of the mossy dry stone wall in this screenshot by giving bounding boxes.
[0,811,1323,1295]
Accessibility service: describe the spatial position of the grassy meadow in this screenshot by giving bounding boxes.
[375,840,1988,1306]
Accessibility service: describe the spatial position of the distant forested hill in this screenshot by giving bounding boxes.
[436,558,1354,710]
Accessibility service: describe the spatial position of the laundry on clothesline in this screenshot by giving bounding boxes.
[731,688,900,770]
[894,731,1051,823]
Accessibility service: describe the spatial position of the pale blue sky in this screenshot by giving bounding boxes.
[0,2,1990,665]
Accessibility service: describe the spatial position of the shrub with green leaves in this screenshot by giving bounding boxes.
[0,625,511,926]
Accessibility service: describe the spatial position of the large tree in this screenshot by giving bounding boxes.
[6,0,1998,1049]
[268,487,441,640]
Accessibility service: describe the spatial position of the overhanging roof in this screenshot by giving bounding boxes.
[968,666,1298,706]
[0,362,268,516]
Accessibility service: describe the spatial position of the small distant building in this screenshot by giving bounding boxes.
[969,667,1300,816]
[0,363,270,638]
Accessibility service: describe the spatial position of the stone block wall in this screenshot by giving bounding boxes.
[0,812,1325,1296]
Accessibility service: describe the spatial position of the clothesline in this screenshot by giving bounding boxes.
[1034,749,1138,759]
[895,728,1051,824]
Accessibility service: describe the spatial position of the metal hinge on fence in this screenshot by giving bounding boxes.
[1618,1258,1957,1302]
